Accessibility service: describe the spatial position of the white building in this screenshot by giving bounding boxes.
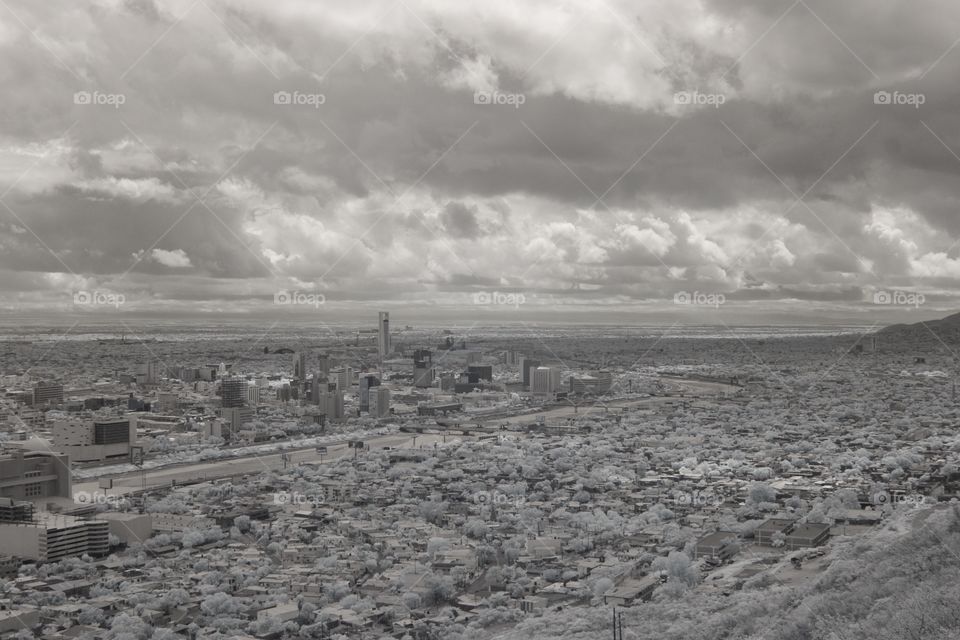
[531,367,561,394]
[0,513,109,563]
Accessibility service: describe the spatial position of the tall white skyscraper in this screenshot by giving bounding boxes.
[378,311,391,358]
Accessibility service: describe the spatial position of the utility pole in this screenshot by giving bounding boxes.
[612,607,624,640]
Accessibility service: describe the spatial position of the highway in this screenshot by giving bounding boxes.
[72,376,739,501]
[72,431,460,500]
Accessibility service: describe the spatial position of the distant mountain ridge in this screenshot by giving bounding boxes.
[879,310,960,342]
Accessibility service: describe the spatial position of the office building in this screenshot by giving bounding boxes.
[413,349,434,388]
[221,378,245,408]
[0,498,35,523]
[32,382,64,407]
[221,406,254,441]
[136,361,161,386]
[318,353,331,378]
[369,387,391,418]
[467,365,493,382]
[503,350,523,366]
[378,312,391,358]
[52,417,135,464]
[246,384,260,406]
[293,351,307,379]
[519,358,541,389]
[359,374,380,412]
[317,389,344,421]
[331,367,352,392]
[569,371,613,395]
[0,513,109,563]
[531,367,561,394]
[0,447,72,503]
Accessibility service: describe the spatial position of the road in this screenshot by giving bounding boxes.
[73,375,739,501]
[72,432,460,500]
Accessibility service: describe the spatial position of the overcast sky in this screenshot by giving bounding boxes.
[2,0,960,324]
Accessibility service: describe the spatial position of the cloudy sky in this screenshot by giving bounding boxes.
[3,0,960,324]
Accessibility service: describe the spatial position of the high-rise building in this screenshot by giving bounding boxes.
[369,387,391,418]
[359,374,380,412]
[503,350,523,366]
[519,358,541,389]
[246,384,260,406]
[317,389,344,421]
[413,349,434,388]
[293,351,307,380]
[221,378,245,408]
[318,353,331,378]
[330,367,352,392]
[32,382,64,407]
[531,366,561,394]
[378,312,391,358]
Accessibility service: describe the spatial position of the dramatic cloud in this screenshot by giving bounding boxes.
[2,0,960,321]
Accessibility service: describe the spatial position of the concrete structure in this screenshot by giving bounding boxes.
[531,367,561,394]
[369,387,391,418]
[754,518,796,546]
[467,365,493,382]
[136,361,161,386]
[32,381,64,407]
[94,512,153,545]
[519,358,541,388]
[359,374,380,412]
[413,350,434,388]
[331,367,352,392]
[0,513,109,563]
[52,417,135,464]
[221,378,245,408]
[503,350,523,366]
[378,311,391,358]
[246,384,260,406]
[317,390,345,421]
[693,531,739,560]
[318,353,331,378]
[221,407,254,441]
[785,522,831,550]
[0,448,72,503]
[569,371,613,395]
[293,351,307,380]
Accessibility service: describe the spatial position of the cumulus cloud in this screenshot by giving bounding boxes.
[1,0,960,317]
